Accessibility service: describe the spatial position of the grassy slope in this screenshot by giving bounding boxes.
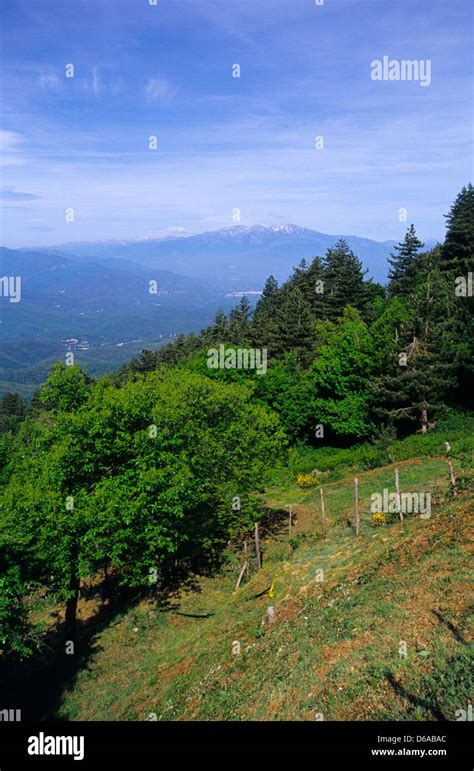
[56,454,473,722]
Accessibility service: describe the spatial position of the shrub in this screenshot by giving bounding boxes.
[296,472,319,488]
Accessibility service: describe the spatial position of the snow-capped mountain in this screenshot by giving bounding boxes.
[32,224,435,287]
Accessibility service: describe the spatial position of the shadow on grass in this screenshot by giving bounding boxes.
[0,564,214,721]
[0,584,140,720]
[385,671,447,720]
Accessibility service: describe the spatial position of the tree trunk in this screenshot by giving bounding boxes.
[421,408,428,434]
[64,573,80,638]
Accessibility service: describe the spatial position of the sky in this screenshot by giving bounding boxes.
[0,0,472,247]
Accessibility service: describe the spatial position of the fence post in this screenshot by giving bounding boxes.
[235,561,249,591]
[243,540,249,574]
[254,522,262,569]
[445,441,457,495]
[288,508,293,536]
[395,467,403,522]
[320,487,326,525]
[354,478,360,535]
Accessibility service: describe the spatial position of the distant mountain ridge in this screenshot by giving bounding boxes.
[35,224,437,287]
[0,246,241,394]
[1,226,438,394]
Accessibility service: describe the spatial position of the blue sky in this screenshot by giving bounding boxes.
[0,0,472,247]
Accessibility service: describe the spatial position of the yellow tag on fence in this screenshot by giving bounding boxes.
[268,576,278,598]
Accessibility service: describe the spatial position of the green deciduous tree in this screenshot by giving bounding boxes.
[307,307,375,438]
[40,362,90,412]
[0,369,284,637]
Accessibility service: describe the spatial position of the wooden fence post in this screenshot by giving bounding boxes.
[288,508,293,536]
[354,477,360,535]
[243,540,249,574]
[235,561,249,591]
[395,467,403,522]
[254,523,262,569]
[320,487,326,525]
[445,441,457,495]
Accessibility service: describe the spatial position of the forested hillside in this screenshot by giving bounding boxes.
[0,185,472,721]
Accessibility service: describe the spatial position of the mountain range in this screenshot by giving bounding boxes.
[1,225,437,395]
[42,223,434,286]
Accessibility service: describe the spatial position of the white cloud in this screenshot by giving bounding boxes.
[0,130,25,166]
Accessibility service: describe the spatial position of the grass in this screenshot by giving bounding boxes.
[49,448,473,722]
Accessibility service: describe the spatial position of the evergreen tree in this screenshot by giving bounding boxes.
[293,255,326,317]
[261,274,279,300]
[371,269,456,432]
[371,333,454,432]
[362,280,386,324]
[388,224,424,298]
[439,185,474,399]
[323,239,368,321]
[276,286,314,366]
[228,296,252,344]
[130,348,160,373]
[203,309,229,345]
[440,183,474,275]
[289,258,309,287]
[252,276,280,352]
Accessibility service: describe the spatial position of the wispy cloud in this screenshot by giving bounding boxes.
[0,0,471,247]
[0,186,40,201]
[0,130,25,167]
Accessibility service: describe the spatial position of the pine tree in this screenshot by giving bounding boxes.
[371,334,454,432]
[252,276,280,352]
[388,225,424,298]
[276,286,314,366]
[289,258,309,287]
[203,309,229,345]
[130,348,160,373]
[371,260,457,432]
[323,239,368,321]
[439,185,474,399]
[293,255,326,317]
[440,183,474,275]
[362,279,386,324]
[261,274,279,299]
[228,296,252,344]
